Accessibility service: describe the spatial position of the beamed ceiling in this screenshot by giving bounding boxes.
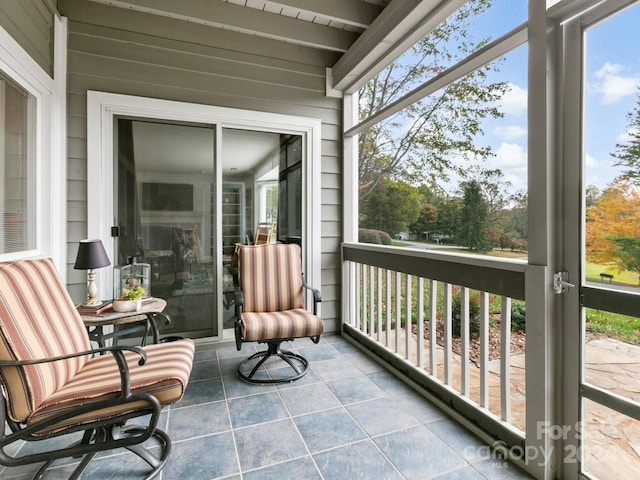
[67,0,460,94]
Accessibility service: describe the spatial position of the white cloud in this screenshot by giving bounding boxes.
[585,154,599,168]
[493,125,527,141]
[617,127,638,142]
[491,142,527,173]
[592,62,640,105]
[500,83,527,116]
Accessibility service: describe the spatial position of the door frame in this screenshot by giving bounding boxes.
[87,91,322,343]
[561,1,640,478]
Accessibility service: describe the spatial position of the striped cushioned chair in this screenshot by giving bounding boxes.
[234,243,323,384]
[0,258,194,479]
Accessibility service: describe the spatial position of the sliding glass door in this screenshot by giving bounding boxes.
[114,117,217,338]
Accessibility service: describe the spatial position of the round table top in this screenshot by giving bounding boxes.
[80,297,167,326]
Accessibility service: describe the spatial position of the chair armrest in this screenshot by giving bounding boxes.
[0,345,146,398]
[234,287,244,319]
[302,273,321,315]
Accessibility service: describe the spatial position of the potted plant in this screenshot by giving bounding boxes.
[112,286,145,312]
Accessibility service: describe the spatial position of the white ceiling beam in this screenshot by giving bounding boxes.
[332,0,468,93]
[262,0,383,28]
[84,0,358,52]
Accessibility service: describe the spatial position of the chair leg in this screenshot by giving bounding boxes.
[238,341,309,384]
[29,423,171,480]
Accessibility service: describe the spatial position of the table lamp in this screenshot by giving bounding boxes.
[74,239,111,306]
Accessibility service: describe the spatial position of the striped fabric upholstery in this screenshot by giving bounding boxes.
[0,257,195,436]
[238,243,304,313]
[237,243,323,342]
[242,309,324,342]
[0,258,91,423]
[29,339,194,436]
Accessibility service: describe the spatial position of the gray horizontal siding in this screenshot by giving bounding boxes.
[62,3,343,333]
[0,0,54,75]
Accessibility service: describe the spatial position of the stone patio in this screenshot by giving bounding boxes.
[384,329,640,478]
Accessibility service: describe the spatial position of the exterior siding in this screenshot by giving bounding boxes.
[0,0,54,76]
[60,1,343,334]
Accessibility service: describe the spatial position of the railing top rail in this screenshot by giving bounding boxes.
[342,242,526,300]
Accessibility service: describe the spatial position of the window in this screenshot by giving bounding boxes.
[0,22,64,265]
[0,72,35,254]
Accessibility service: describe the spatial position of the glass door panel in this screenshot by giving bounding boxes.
[114,117,216,338]
[578,3,640,477]
[220,128,281,330]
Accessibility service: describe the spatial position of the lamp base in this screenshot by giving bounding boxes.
[80,298,103,307]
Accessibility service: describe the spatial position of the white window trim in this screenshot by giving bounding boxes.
[87,91,322,341]
[0,18,67,273]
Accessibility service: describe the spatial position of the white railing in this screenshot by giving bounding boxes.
[342,242,527,441]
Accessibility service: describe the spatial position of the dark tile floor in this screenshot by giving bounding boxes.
[1,335,534,479]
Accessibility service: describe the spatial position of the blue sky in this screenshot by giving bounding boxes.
[447,0,640,195]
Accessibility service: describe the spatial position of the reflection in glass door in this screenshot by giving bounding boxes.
[114,118,216,338]
[565,3,640,478]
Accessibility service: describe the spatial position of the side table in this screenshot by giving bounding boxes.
[80,297,170,347]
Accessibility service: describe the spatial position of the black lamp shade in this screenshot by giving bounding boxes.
[74,239,111,270]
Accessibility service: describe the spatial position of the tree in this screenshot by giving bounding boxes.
[585,185,600,208]
[360,179,421,238]
[612,90,640,184]
[358,0,507,201]
[586,178,640,283]
[409,203,438,239]
[465,166,513,230]
[435,197,463,240]
[457,180,490,251]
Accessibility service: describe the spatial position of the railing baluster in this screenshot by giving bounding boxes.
[369,265,375,337]
[443,283,452,385]
[395,271,401,354]
[461,287,470,396]
[429,280,437,376]
[377,267,382,342]
[362,264,368,334]
[417,277,425,369]
[405,273,412,361]
[385,269,391,348]
[480,291,489,408]
[501,296,512,423]
[355,263,361,330]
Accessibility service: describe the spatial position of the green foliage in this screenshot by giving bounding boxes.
[360,179,420,238]
[121,286,144,300]
[511,301,526,332]
[409,203,438,238]
[458,180,491,251]
[612,91,640,185]
[357,0,506,201]
[435,197,462,240]
[451,290,481,337]
[605,236,640,285]
[359,229,392,245]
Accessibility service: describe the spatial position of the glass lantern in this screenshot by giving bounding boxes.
[113,257,151,300]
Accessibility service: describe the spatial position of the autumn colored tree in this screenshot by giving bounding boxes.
[586,178,640,283]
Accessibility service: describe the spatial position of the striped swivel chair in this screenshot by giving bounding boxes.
[234,243,323,384]
[0,258,194,479]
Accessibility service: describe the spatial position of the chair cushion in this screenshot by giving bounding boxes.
[241,309,324,342]
[27,339,195,436]
[238,243,304,313]
[0,258,91,423]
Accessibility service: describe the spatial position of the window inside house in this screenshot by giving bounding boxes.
[0,71,35,255]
